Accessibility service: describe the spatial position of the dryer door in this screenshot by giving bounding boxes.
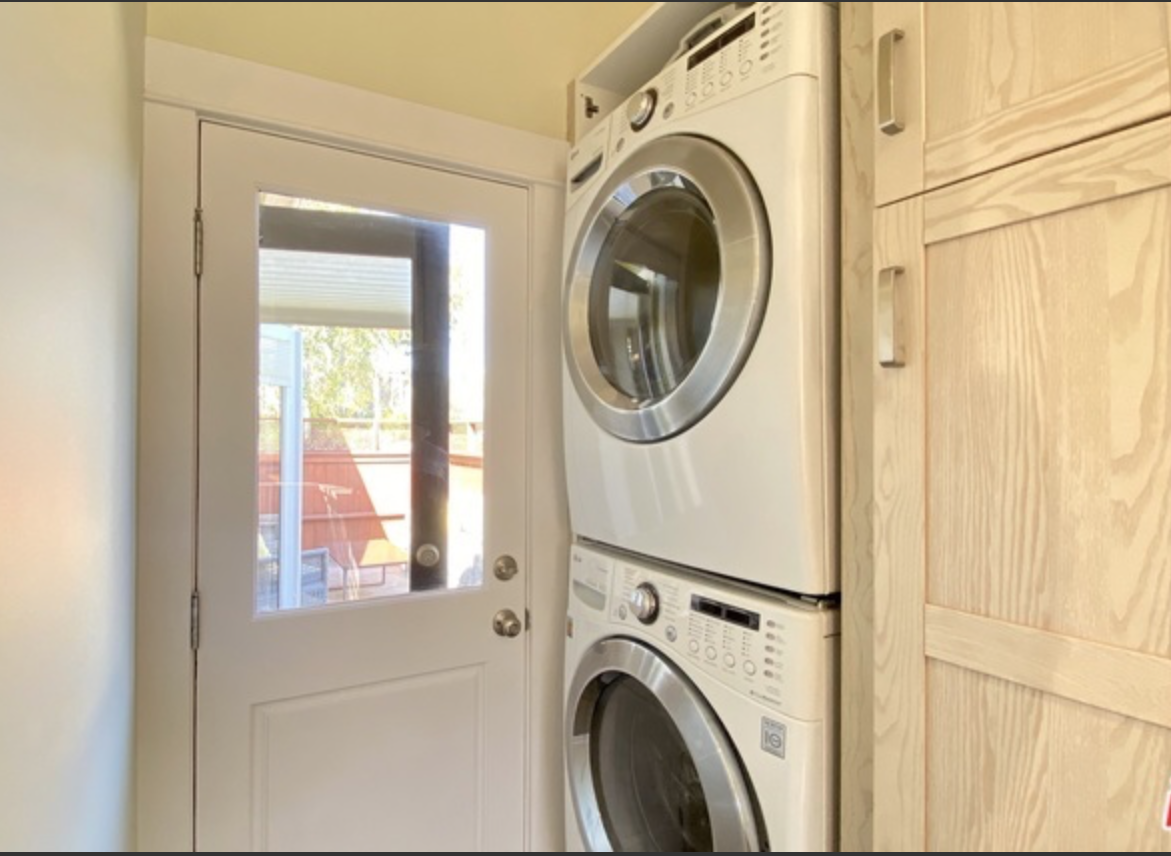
[566,637,764,852]
[565,135,769,443]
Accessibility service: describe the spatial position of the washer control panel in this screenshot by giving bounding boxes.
[570,544,837,722]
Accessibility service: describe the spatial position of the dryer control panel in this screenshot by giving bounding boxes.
[566,2,837,207]
[569,543,837,723]
[625,2,833,135]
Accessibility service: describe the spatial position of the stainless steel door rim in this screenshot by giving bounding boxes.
[565,135,770,443]
[565,637,763,851]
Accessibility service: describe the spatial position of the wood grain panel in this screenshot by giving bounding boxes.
[927,662,1171,851]
[926,661,1049,850]
[926,186,1171,659]
[925,118,1171,245]
[924,2,1170,187]
[874,1,924,207]
[872,197,927,852]
[840,2,876,850]
[926,606,1171,728]
[925,48,1170,189]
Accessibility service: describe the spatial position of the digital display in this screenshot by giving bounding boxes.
[688,13,757,71]
[691,595,761,631]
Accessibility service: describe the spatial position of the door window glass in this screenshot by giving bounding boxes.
[255,193,486,613]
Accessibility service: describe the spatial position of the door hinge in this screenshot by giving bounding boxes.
[193,207,204,278]
[190,590,201,651]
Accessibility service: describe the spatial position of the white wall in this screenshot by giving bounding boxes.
[0,3,145,850]
[146,1,652,139]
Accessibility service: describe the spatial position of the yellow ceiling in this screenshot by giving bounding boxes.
[147,2,654,139]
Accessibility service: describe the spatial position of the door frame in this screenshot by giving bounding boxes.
[136,37,569,852]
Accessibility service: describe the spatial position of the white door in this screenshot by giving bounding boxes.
[196,123,530,852]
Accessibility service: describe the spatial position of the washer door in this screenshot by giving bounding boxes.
[566,637,763,852]
[565,135,769,443]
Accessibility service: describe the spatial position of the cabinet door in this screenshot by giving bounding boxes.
[875,2,1171,206]
[873,119,1171,851]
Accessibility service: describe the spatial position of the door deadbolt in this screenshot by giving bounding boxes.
[494,555,519,582]
[493,609,523,639]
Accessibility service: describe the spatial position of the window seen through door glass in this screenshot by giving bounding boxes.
[255,192,486,614]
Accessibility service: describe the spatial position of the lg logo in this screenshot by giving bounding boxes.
[1163,777,1171,833]
[761,718,786,760]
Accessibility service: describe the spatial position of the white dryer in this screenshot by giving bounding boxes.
[562,2,839,596]
[564,543,838,851]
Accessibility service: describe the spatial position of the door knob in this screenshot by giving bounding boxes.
[493,609,523,639]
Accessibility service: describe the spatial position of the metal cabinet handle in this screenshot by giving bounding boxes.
[878,29,906,136]
[877,266,906,368]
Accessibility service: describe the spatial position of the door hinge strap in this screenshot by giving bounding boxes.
[194,208,204,278]
[190,590,201,651]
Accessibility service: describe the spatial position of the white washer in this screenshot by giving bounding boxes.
[564,543,838,852]
[562,2,839,596]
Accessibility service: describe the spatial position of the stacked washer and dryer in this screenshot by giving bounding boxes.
[560,2,840,851]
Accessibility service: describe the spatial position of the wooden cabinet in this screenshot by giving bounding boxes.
[872,120,1171,852]
[874,2,1171,205]
[843,3,1171,851]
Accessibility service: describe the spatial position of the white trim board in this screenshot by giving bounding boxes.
[144,37,568,187]
[137,39,569,852]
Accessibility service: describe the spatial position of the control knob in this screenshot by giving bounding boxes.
[629,583,660,625]
[627,88,658,131]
